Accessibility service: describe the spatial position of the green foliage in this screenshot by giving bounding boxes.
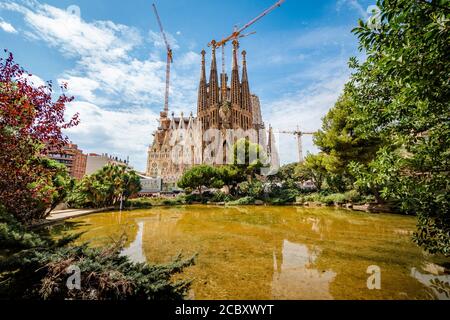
[238,181,265,199]
[68,164,141,209]
[210,192,234,203]
[162,198,183,206]
[0,206,46,250]
[298,190,365,205]
[226,196,255,206]
[177,165,222,194]
[348,0,450,254]
[233,138,266,179]
[215,165,246,195]
[0,52,78,225]
[295,154,328,191]
[266,188,299,205]
[124,198,153,209]
[315,93,382,170]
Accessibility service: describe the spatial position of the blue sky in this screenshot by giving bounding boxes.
[0,0,374,171]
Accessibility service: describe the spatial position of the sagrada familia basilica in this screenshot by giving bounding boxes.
[146,40,279,187]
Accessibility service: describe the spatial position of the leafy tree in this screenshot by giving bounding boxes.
[273,163,299,188]
[68,164,141,208]
[349,0,450,254]
[216,165,246,195]
[314,93,382,191]
[0,51,78,224]
[232,138,266,180]
[295,154,328,191]
[238,181,265,199]
[177,165,222,195]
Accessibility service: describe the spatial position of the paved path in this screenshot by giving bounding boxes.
[32,207,116,227]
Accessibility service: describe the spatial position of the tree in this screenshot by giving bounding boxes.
[314,93,383,192]
[0,51,78,224]
[349,0,450,254]
[177,165,221,195]
[295,154,328,191]
[232,138,266,180]
[215,165,246,195]
[68,164,141,208]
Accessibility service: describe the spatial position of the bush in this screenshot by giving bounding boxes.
[226,196,255,206]
[297,190,375,206]
[162,198,183,206]
[124,198,153,209]
[182,194,206,204]
[238,181,264,199]
[266,186,299,205]
[210,192,234,203]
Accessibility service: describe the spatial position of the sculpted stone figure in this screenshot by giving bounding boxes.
[219,100,232,129]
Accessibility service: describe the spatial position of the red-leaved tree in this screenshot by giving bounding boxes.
[0,50,79,224]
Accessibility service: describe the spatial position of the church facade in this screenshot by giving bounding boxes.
[146,40,278,187]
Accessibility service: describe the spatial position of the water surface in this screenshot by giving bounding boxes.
[53,205,450,300]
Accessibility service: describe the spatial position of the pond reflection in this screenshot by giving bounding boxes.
[272,240,336,299]
[53,205,450,300]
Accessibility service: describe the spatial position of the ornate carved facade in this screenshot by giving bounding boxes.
[146,42,277,186]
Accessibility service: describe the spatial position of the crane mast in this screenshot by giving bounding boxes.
[152,3,172,115]
[278,126,316,163]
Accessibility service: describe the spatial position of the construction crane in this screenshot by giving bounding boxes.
[209,0,285,73]
[217,31,256,77]
[213,0,285,48]
[278,126,317,163]
[152,3,172,115]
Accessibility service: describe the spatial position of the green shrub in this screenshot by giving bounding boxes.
[162,198,183,206]
[343,190,361,203]
[238,181,264,199]
[210,192,234,203]
[226,196,255,206]
[124,198,153,209]
[182,194,203,204]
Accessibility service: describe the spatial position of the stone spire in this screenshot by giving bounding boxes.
[209,40,219,106]
[197,49,208,113]
[241,50,251,112]
[230,40,241,106]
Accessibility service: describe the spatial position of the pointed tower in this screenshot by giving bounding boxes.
[230,40,241,107]
[241,50,251,113]
[197,50,208,114]
[209,40,219,107]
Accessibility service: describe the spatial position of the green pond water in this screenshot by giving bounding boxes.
[51,205,450,300]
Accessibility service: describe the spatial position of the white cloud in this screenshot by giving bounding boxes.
[293,26,354,49]
[148,30,179,50]
[0,18,17,33]
[65,101,159,172]
[57,76,99,102]
[1,1,141,59]
[336,0,369,19]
